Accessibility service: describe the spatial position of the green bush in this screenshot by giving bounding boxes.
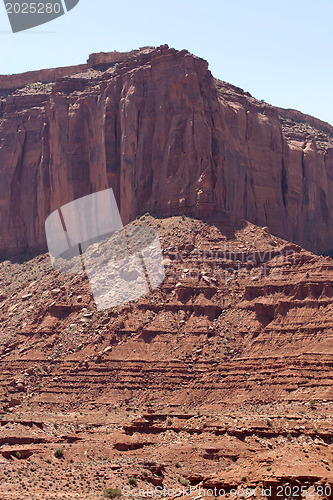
[103,488,122,498]
[54,448,64,459]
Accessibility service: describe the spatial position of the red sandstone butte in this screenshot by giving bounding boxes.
[0,45,332,257]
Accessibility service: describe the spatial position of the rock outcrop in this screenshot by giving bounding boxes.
[0,214,332,496]
[0,45,332,257]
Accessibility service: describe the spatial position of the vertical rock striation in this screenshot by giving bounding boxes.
[0,45,332,257]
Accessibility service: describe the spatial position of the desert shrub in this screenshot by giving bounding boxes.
[175,462,181,468]
[54,448,64,459]
[103,488,122,498]
[128,477,137,486]
[178,477,189,486]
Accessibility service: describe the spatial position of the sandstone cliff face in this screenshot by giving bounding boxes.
[0,45,332,257]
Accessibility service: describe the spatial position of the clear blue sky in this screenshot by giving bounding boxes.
[1,0,332,125]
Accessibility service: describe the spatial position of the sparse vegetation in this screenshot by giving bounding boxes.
[128,477,137,486]
[103,487,122,498]
[54,448,64,459]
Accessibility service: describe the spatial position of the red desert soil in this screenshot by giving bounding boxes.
[0,213,332,499]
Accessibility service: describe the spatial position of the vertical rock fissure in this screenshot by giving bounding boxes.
[9,125,28,248]
[281,157,288,209]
